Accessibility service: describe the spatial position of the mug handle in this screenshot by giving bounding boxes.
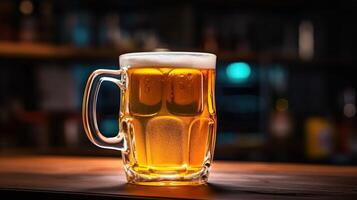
[82,69,127,151]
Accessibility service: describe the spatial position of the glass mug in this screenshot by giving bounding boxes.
[82,52,217,185]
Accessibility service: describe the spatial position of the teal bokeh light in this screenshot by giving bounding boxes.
[226,62,251,83]
[100,119,118,137]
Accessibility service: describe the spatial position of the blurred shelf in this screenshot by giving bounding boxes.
[0,42,265,63]
[217,50,357,66]
[0,42,356,66]
[0,42,135,62]
[217,50,312,63]
[0,147,118,157]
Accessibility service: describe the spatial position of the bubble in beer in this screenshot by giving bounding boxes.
[129,68,163,115]
[166,69,203,115]
[146,116,186,166]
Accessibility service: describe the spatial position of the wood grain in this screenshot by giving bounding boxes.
[0,156,357,199]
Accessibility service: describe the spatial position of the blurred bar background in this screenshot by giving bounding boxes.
[0,0,357,165]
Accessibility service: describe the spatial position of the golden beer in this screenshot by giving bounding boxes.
[83,52,216,185]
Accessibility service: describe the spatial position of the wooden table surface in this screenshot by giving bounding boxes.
[0,156,357,199]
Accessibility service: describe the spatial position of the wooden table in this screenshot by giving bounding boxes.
[0,156,357,199]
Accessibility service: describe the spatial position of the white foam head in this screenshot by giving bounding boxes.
[119,52,216,69]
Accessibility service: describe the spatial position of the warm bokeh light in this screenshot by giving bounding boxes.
[344,103,356,118]
[19,0,33,15]
[299,20,314,60]
[276,98,289,112]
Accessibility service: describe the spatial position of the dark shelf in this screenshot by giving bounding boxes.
[0,42,135,62]
[0,42,356,66]
[56,0,357,11]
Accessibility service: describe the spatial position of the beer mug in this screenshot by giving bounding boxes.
[83,52,217,185]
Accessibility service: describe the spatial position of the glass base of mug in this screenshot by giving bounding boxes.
[128,179,208,186]
[124,164,210,186]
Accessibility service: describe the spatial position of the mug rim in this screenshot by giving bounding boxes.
[119,51,216,69]
[119,51,216,60]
